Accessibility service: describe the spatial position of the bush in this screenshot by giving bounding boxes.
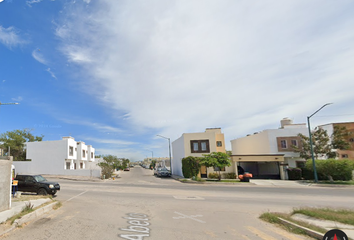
[303,159,354,181]
[182,156,200,178]
[208,173,219,179]
[287,168,302,180]
[222,172,236,179]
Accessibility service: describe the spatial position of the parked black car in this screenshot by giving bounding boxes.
[15,174,60,196]
[156,168,171,177]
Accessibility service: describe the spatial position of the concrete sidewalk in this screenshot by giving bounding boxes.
[0,198,53,237]
[250,179,312,186]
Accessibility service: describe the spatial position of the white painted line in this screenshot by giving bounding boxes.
[65,190,88,202]
[173,211,206,223]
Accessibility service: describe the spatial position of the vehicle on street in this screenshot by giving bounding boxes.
[154,167,163,175]
[156,168,171,177]
[14,174,60,196]
[124,167,130,171]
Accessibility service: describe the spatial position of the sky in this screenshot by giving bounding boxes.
[0,0,354,161]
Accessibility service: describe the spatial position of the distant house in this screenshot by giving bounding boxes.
[319,122,354,159]
[230,118,308,180]
[172,128,235,178]
[13,137,101,178]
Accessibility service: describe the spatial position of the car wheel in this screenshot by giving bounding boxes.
[51,190,57,196]
[37,188,48,196]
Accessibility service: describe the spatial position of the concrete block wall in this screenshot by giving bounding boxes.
[0,159,12,212]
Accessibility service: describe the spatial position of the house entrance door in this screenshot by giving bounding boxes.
[200,165,207,178]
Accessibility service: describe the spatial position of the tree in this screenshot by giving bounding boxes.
[182,156,201,178]
[199,152,231,180]
[97,155,121,179]
[331,125,351,150]
[294,126,352,160]
[0,129,43,161]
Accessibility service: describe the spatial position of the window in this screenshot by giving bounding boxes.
[342,154,349,158]
[190,140,210,153]
[83,150,86,158]
[296,161,305,168]
[291,139,298,147]
[66,162,71,169]
[280,140,287,149]
[349,138,354,143]
[69,146,74,156]
[91,152,94,158]
[216,141,222,147]
[214,166,225,171]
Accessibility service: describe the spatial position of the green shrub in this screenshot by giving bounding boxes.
[303,159,354,181]
[182,156,200,178]
[222,172,236,179]
[287,168,302,180]
[208,173,219,179]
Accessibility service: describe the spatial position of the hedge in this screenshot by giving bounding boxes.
[182,156,200,178]
[302,159,354,181]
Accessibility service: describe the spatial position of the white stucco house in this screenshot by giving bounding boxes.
[230,118,309,180]
[13,137,101,178]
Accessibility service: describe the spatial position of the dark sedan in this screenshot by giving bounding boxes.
[156,168,171,177]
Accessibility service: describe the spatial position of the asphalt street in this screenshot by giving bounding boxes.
[2,166,354,240]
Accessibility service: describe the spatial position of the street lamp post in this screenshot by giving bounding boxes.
[156,135,172,174]
[307,103,333,183]
[0,102,19,106]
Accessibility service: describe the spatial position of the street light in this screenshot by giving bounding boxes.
[307,103,333,183]
[0,102,19,106]
[156,135,172,174]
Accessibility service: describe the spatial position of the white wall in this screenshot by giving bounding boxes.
[171,135,185,177]
[13,138,101,178]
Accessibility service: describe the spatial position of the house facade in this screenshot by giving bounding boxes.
[230,118,309,179]
[172,128,236,177]
[319,122,354,159]
[13,137,101,178]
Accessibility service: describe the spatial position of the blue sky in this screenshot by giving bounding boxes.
[1,0,354,161]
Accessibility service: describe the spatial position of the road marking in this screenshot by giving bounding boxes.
[247,226,277,240]
[173,211,205,223]
[173,196,204,200]
[266,226,304,240]
[65,190,88,202]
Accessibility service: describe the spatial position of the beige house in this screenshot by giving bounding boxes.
[172,128,237,178]
[231,118,308,180]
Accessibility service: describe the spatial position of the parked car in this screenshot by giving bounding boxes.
[156,168,171,177]
[124,167,130,171]
[154,167,163,175]
[15,174,60,196]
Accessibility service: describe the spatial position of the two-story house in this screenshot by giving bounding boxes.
[230,118,309,179]
[13,137,100,177]
[319,122,354,159]
[172,128,235,178]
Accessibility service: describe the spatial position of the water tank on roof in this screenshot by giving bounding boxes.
[280,118,293,128]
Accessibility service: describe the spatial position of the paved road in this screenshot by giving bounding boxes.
[2,166,354,240]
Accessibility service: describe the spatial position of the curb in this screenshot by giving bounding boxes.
[278,217,324,240]
[0,201,58,237]
[13,201,58,227]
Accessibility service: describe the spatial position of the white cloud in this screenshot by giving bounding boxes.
[58,117,123,133]
[77,136,136,145]
[26,0,42,7]
[0,26,26,48]
[11,96,23,102]
[46,68,57,79]
[32,49,48,65]
[55,1,354,144]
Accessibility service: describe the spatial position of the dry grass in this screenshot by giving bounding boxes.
[293,207,354,226]
[12,194,52,202]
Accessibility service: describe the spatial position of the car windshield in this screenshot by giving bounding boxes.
[34,175,47,182]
